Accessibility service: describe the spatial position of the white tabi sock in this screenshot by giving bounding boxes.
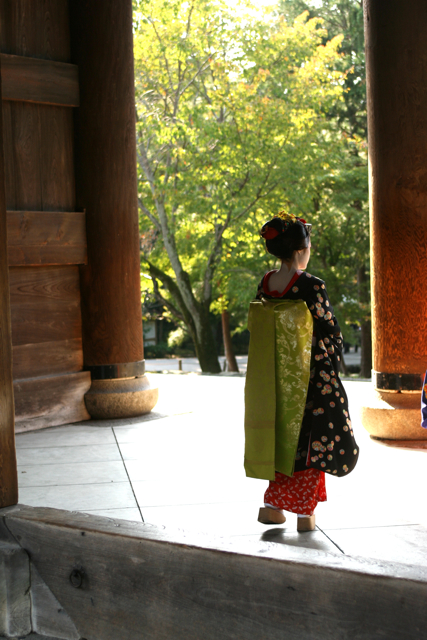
[264,503,283,511]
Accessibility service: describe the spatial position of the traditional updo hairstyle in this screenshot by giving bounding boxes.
[260,215,310,262]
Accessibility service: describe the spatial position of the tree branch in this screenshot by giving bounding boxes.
[148,18,174,91]
[178,55,215,102]
[202,210,232,302]
[201,158,281,302]
[136,141,157,196]
[151,274,186,324]
[138,197,161,230]
[146,260,197,339]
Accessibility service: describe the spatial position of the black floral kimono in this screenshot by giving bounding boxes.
[257,270,359,478]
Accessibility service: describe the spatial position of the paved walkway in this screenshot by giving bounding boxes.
[144,349,361,373]
[15,374,427,567]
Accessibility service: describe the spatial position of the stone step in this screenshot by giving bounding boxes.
[7,635,70,640]
[3,504,427,640]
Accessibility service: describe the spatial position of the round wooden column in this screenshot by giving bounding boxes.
[70,0,157,418]
[361,0,427,439]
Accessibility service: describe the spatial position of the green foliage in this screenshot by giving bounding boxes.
[143,342,173,358]
[276,0,369,341]
[279,0,366,137]
[134,0,357,367]
[167,326,188,349]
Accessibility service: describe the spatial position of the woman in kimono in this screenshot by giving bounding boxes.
[244,213,359,532]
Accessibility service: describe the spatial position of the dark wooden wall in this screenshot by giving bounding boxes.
[0,53,18,507]
[1,0,90,431]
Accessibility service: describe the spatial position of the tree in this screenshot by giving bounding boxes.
[279,0,366,137]
[135,0,347,372]
[279,0,370,377]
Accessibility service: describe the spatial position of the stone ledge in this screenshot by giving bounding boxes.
[0,516,80,640]
[0,541,31,638]
[1,504,427,640]
[6,635,68,640]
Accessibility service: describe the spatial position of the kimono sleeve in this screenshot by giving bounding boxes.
[305,279,343,370]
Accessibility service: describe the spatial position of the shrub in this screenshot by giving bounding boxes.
[144,342,172,358]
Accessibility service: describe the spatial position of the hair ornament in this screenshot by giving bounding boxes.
[260,212,311,240]
[278,211,311,236]
[277,210,298,224]
[260,225,280,240]
[278,210,308,226]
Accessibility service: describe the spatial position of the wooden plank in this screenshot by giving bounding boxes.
[7,211,86,266]
[2,507,427,640]
[8,243,86,266]
[14,372,91,432]
[0,0,71,63]
[1,54,79,107]
[4,102,76,212]
[0,57,18,508]
[2,101,16,210]
[9,266,82,346]
[12,338,83,379]
[39,106,76,210]
[8,101,43,211]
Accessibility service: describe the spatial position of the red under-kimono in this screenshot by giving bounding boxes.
[264,469,326,516]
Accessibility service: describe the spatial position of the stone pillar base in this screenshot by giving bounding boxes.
[84,375,158,420]
[360,386,427,440]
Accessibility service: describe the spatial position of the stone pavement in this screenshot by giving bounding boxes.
[15,374,427,568]
[144,349,361,373]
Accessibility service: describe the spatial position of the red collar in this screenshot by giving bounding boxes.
[262,270,302,297]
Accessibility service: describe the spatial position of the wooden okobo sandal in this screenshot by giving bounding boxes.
[297,515,316,532]
[258,507,286,525]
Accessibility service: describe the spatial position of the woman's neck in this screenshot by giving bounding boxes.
[266,260,299,293]
[278,260,298,275]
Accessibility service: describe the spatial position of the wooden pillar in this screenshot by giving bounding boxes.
[361,0,427,439]
[70,0,158,418]
[0,57,18,507]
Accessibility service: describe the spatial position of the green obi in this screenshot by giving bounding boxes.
[244,299,313,480]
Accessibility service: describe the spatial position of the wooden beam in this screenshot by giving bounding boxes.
[9,265,83,347]
[14,372,91,433]
[12,338,83,379]
[0,57,18,508]
[2,101,76,212]
[7,211,87,266]
[1,54,79,107]
[0,0,72,63]
[2,506,427,640]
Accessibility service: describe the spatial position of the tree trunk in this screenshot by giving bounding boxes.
[194,308,221,373]
[357,264,372,378]
[221,310,239,373]
[340,352,349,377]
[360,320,372,379]
[148,262,221,373]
